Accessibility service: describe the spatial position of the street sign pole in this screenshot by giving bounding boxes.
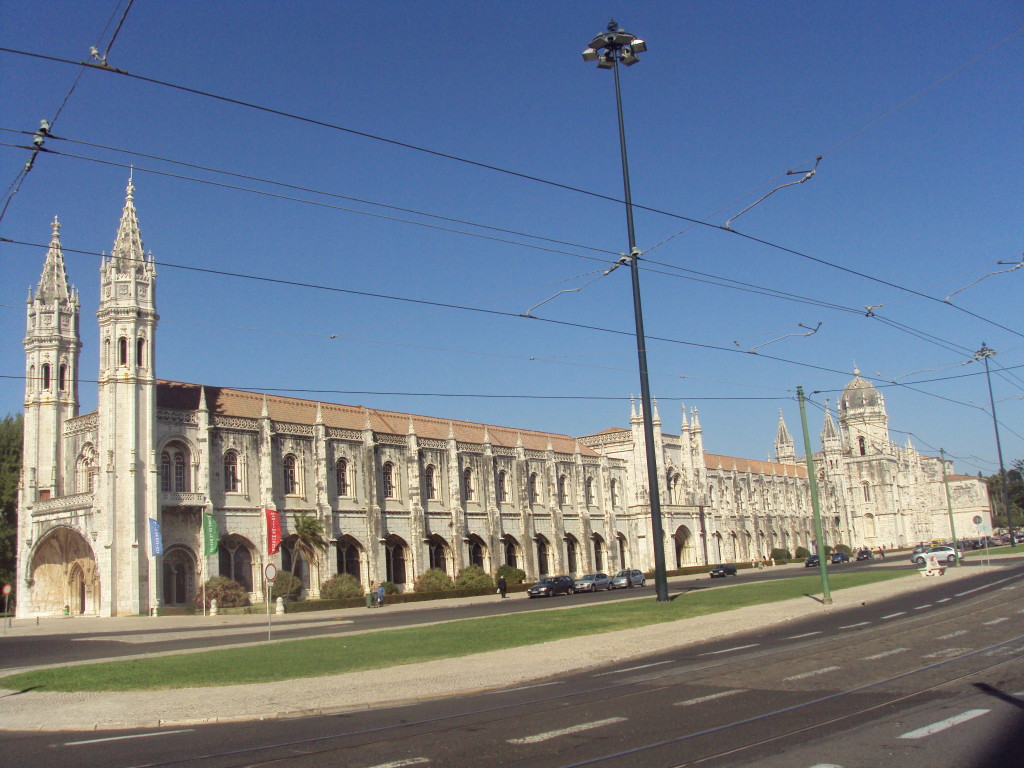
[264,563,277,642]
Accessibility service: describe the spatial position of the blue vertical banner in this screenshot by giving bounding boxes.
[149,518,163,557]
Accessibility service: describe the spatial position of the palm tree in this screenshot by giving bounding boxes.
[284,513,329,598]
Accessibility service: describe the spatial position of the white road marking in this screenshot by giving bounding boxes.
[63,729,194,746]
[807,764,843,768]
[508,717,627,745]
[881,611,906,619]
[955,585,991,597]
[674,689,747,707]
[480,681,561,694]
[699,643,759,656]
[366,760,430,768]
[784,665,840,681]
[936,630,968,639]
[913,604,932,610]
[937,597,951,603]
[594,660,673,676]
[983,617,1008,625]
[839,621,870,629]
[923,647,972,659]
[786,631,822,639]
[898,709,989,739]
[863,647,909,660]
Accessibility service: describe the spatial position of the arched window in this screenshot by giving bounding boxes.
[428,536,449,572]
[336,457,349,496]
[536,536,550,576]
[104,338,110,369]
[118,336,128,366]
[336,536,362,580]
[136,337,146,368]
[224,451,239,493]
[858,436,866,456]
[384,535,407,583]
[497,470,508,502]
[283,454,298,495]
[610,478,619,507]
[557,475,568,506]
[593,535,606,571]
[28,365,34,393]
[585,476,594,507]
[41,363,51,391]
[75,444,96,493]
[58,364,66,392]
[566,535,579,574]
[218,536,253,592]
[528,472,539,505]
[161,442,191,493]
[862,481,871,502]
[463,466,474,501]
[424,464,437,500]
[504,536,519,569]
[382,462,396,499]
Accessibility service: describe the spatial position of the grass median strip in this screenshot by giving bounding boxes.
[0,570,908,692]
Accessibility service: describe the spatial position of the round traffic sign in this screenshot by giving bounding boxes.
[1,583,10,596]
[264,563,277,582]
[973,515,983,525]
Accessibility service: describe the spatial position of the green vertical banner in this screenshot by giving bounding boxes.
[203,512,218,557]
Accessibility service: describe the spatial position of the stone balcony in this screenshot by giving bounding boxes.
[160,491,208,508]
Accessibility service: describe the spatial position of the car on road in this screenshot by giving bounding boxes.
[610,569,646,588]
[910,545,961,566]
[574,573,612,592]
[855,549,873,561]
[804,555,820,567]
[709,563,738,578]
[526,576,575,598]
[831,551,850,564]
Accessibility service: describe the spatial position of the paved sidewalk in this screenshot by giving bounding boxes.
[0,557,1017,731]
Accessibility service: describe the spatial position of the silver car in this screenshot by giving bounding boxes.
[610,569,646,588]
[574,573,612,592]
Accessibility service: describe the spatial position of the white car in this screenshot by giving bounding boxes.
[574,573,612,592]
[911,546,961,565]
[610,569,646,588]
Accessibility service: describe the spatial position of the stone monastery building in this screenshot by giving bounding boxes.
[17,182,991,616]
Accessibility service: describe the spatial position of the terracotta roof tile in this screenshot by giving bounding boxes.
[703,452,808,479]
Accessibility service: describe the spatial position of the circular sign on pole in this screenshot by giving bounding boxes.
[264,563,277,583]
[973,515,983,525]
[1,584,10,596]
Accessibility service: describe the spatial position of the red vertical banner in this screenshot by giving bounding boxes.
[266,508,282,555]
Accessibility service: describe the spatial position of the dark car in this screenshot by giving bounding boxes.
[709,563,738,578]
[804,555,820,567]
[855,549,873,561]
[526,576,575,598]
[831,551,850,564]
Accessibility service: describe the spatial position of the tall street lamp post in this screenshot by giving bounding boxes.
[582,21,669,602]
[975,343,1014,547]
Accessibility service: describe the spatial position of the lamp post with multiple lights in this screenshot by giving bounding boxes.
[975,343,1014,547]
[582,21,669,602]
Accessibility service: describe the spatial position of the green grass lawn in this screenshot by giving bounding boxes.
[0,570,910,692]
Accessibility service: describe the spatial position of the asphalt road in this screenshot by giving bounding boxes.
[6,560,1023,768]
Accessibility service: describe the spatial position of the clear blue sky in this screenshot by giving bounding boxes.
[2,1,1021,476]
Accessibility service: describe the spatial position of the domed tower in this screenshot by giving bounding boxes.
[838,370,889,458]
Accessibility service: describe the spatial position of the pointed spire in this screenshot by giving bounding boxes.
[364,407,373,430]
[690,406,701,431]
[482,424,490,444]
[261,393,270,419]
[822,400,839,441]
[630,395,637,420]
[198,386,208,412]
[315,401,324,424]
[35,215,72,302]
[775,410,793,444]
[111,174,145,271]
[681,403,689,431]
[407,416,416,435]
[516,431,524,448]
[447,420,455,440]
[652,397,661,424]
[546,436,553,452]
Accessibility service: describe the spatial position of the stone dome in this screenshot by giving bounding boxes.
[839,370,882,413]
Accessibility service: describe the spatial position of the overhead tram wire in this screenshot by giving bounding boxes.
[1,47,1021,342]
[4,133,992,356]
[0,236,987,413]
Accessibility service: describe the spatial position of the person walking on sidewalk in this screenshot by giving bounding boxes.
[377,583,385,607]
[369,581,378,608]
[497,576,508,598]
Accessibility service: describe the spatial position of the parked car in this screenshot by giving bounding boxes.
[911,546,961,566]
[610,569,646,588]
[527,576,575,598]
[911,544,930,555]
[574,573,612,592]
[831,551,850,564]
[855,549,873,561]
[709,563,738,578]
[804,555,820,567]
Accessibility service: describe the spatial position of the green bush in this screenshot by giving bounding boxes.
[194,576,251,610]
[795,546,810,559]
[455,564,493,589]
[381,580,400,595]
[319,573,364,600]
[833,543,852,554]
[769,548,791,562]
[271,572,303,601]
[495,564,527,585]
[414,569,455,593]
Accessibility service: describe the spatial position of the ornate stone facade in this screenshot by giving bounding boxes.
[15,182,990,616]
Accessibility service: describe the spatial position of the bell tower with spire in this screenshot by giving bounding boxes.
[95,175,159,615]
[773,410,796,464]
[23,216,81,500]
